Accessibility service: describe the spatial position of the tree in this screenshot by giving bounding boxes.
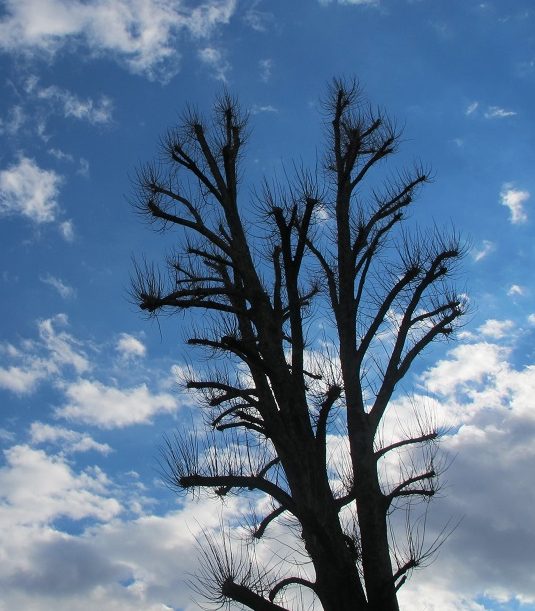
[131,79,466,611]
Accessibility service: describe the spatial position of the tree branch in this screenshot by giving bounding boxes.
[386,470,436,505]
[374,432,438,460]
[222,579,289,611]
[269,577,318,602]
[254,505,285,539]
[180,473,295,513]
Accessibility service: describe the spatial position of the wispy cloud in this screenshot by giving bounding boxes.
[198,46,231,82]
[0,105,26,136]
[0,0,237,82]
[472,239,494,262]
[319,0,378,5]
[465,102,517,119]
[0,157,62,224]
[244,1,275,31]
[40,274,76,299]
[0,314,89,395]
[251,104,278,114]
[26,77,113,125]
[484,106,517,119]
[500,183,529,224]
[465,101,479,115]
[48,148,74,162]
[59,220,75,242]
[259,58,273,82]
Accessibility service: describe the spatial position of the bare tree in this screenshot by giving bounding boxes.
[131,79,466,611]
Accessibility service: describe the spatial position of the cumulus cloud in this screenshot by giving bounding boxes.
[500,184,529,224]
[0,472,239,610]
[2,322,535,609]
[56,379,178,428]
[0,444,120,527]
[116,333,146,360]
[0,156,62,223]
[40,274,76,299]
[29,422,112,454]
[507,284,525,297]
[477,318,515,339]
[0,0,237,81]
[406,336,535,608]
[419,341,509,399]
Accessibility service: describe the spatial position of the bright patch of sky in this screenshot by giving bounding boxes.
[0,0,534,609]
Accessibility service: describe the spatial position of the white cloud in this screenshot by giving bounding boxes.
[471,239,494,262]
[0,314,90,395]
[244,2,275,32]
[507,284,525,297]
[0,156,62,223]
[528,313,535,326]
[47,151,89,179]
[0,105,26,135]
[59,219,75,241]
[48,148,74,162]
[407,339,535,608]
[116,333,146,359]
[56,379,178,428]
[259,57,273,82]
[40,274,76,299]
[478,318,515,339]
[198,46,231,81]
[500,184,529,224]
[465,101,479,115]
[37,315,90,374]
[0,473,239,610]
[319,0,378,5]
[0,365,45,396]
[0,444,120,527]
[0,0,237,81]
[420,341,509,399]
[251,104,278,114]
[27,79,113,124]
[77,158,90,177]
[3,325,535,608]
[30,422,112,454]
[484,105,517,118]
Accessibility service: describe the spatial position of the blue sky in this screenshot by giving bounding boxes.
[0,0,534,609]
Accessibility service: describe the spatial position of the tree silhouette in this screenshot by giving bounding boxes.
[132,79,466,611]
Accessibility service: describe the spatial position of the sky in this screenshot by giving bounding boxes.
[0,0,534,609]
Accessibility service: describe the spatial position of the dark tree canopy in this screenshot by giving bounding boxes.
[132,79,466,611]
